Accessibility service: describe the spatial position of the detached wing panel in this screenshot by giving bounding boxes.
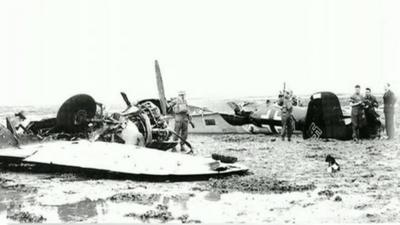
[21,141,247,177]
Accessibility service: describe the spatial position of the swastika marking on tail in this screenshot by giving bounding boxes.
[309,122,322,139]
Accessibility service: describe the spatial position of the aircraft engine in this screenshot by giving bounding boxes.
[16,93,181,151]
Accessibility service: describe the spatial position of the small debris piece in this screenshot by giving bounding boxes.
[108,193,160,205]
[178,214,202,224]
[317,189,335,198]
[211,153,238,164]
[333,195,342,202]
[125,204,173,223]
[226,147,247,152]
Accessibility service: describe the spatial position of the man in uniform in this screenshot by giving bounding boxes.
[278,91,293,141]
[266,99,271,108]
[172,91,194,152]
[350,85,365,142]
[7,111,28,134]
[383,83,397,140]
[289,90,298,106]
[363,88,380,138]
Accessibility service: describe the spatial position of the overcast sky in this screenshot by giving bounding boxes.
[0,0,399,106]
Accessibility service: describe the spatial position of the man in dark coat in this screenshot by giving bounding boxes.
[363,88,380,138]
[383,83,397,139]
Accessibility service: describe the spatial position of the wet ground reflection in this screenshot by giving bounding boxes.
[57,198,105,222]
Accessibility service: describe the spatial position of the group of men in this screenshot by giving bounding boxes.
[172,86,397,143]
[350,83,397,142]
[276,83,397,142]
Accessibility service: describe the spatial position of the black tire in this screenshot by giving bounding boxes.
[211,153,238,164]
[56,94,97,133]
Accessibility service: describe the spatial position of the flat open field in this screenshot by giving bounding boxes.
[1,132,400,223]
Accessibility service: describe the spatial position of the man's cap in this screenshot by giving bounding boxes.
[366,87,371,91]
[355,84,360,88]
[178,91,186,96]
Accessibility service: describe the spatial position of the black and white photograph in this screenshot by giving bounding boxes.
[0,0,399,224]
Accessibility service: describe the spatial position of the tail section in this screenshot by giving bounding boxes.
[303,92,352,140]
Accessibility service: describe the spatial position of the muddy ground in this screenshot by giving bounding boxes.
[0,132,400,224]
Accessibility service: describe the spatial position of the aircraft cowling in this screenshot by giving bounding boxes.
[56,94,97,133]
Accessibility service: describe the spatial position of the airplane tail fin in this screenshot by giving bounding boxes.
[227,101,242,115]
[303,92,352,140]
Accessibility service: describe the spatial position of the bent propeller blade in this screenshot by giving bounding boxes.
[155,60,168,115]
[120,92,132,108]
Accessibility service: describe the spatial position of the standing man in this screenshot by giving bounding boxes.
[266,99,271,108]
[278,91,293,141]
[363,88,380,138]
[383,83,397,140]
[172,91,194,153]
[7,111,28,134]
[289,90,298,106]
[350,85,365,142]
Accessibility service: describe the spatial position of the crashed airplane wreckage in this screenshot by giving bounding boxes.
[164,92,381,140]
[142,98,307,135]
[150,60,308,135]
[0,94,248,181]
[143,60,305,135]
